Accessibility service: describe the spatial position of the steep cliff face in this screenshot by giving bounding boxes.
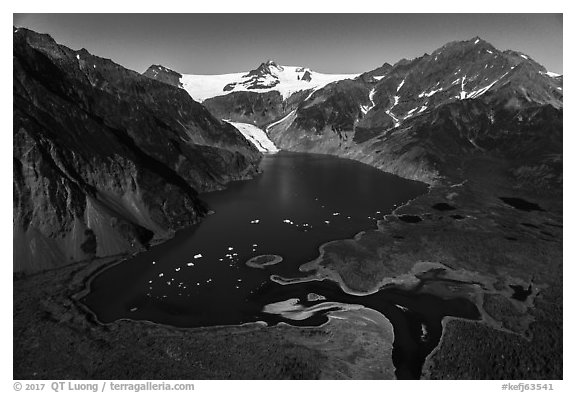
[142,65,183,88]
[13,28,261,274]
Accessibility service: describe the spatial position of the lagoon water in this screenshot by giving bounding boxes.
[81,152,477,378]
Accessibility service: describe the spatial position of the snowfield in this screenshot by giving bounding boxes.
[179,65,358,102]
[225,121,279,153]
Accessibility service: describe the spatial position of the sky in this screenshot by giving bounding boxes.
[13,14,563,75]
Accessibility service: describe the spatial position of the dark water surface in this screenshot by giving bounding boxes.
[82,152,478,379]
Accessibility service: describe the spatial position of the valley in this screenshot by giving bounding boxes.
[13,26,562,380]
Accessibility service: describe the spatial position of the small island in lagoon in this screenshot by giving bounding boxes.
[246,254,284,269]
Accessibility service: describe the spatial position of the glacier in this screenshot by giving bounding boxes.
[225,121,280,153]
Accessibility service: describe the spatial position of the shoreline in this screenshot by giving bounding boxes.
[74,150,434,324]
[273,183,438,297]
[68,156,469,380]
[17,149,561,379]
[246,254,284,269]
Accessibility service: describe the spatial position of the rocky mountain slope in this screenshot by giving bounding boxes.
[14,29,563,381]
[13,28,261,274]
[143,61,357,129]
[265,37,562,184]
[148,38,562,187]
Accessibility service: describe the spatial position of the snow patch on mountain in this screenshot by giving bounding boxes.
[303,88,318,102]
[404,107,418,119]
[225,121,279,153]
[386,96,401,128]
[540,71,561,78]
[266,110,297,132]
[360,88,377,115]
[418,88,442,98]
[459,76,467,100]
[465,73,508,99]
[456,72,510,100]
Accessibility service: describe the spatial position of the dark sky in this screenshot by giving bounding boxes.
[13,14,563,74]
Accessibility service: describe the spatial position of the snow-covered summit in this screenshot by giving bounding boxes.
[145,61,358,102]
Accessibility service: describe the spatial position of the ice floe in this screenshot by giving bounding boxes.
[263,298,363,321]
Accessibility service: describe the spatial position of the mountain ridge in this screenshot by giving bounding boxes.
[13,27,262,273]
[13,27,563,381]
[143,61,359,102]
[143,36,561,187]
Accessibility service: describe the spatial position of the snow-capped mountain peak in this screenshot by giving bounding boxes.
[243,60,284,78]
[144,62,358,102]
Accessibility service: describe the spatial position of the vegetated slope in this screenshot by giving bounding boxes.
[13,27,261,274]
